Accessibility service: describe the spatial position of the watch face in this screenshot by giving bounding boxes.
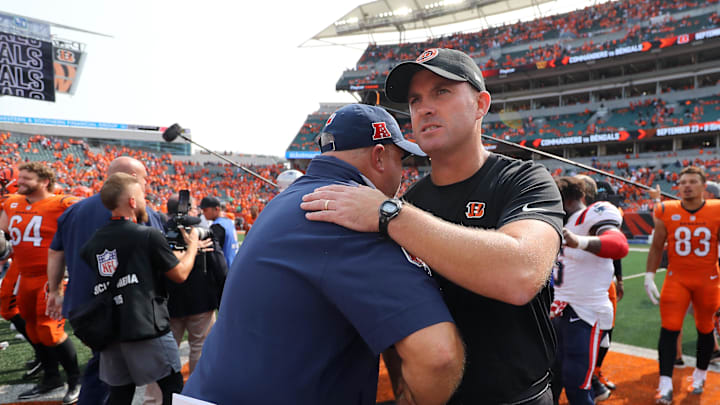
[381,200,399,214]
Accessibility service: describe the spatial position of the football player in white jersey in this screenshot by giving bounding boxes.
[575,175,624,398]
[551,176,629,405]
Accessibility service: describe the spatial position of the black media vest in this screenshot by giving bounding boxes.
[81,219,180,342]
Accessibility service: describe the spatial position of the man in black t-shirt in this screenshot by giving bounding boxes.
[80,173,199,405]
[301,48,564,404]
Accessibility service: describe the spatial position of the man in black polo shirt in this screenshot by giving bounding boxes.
[301,48,564,404]
[81,173,199,405]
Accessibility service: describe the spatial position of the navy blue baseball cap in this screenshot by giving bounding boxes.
[318,104,425,157]
[385,48,486,103]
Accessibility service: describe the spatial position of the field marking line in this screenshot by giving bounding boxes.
[610,342,720,372]
[624,268,666,280]
[629,247,649,252]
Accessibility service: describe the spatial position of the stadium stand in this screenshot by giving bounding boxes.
[0,130,425,230]
[288,113,327,152]
[290,0,720,157]
[480,93,720,140]
[338,0,720,85]
[0,131,284,230]
[288,0,720,233]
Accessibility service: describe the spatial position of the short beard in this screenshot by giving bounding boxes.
[17,184,37,195]
[135,206,149,224]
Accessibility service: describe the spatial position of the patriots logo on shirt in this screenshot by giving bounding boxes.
[592,204,606,214]
[465,202,485,218]
[401,247,432,277]
[96,249,118,277]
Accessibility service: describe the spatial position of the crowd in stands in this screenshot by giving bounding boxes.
[4,129,720,224]
[1,132,427,228]
[288,95,720,150]
[4,110,720,224]
[0,132,282,231]
[344,0,719,87]
[288,114,328,151]
[480,94,720,141]
[558,154,720,212]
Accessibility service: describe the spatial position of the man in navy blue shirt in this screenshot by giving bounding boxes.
[46,156,166,405]
[182,104,464,405]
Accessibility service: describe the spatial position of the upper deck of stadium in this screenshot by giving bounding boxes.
[287,0,720,165]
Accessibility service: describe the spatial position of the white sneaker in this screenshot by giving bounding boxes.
[686,376,704,395]
[654,388,672,404]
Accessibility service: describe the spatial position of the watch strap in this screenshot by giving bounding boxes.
[379,199,402,237]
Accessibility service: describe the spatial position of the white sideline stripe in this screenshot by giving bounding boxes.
[629,247,649,252]
[611,342,720,373]
[624,268,666,280]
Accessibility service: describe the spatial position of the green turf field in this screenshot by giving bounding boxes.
[0,244,701,387]
[0,232,246,387]
[614,245,702,356]
[0,321,92,385]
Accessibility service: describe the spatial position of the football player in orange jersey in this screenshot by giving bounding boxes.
[0,163,81,403]
[0,166,21,323]
[645,166,720,403]
[0,165,45,379]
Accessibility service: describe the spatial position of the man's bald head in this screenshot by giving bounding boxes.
[107,156,148,188]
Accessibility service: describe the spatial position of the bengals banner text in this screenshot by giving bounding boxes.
[0,31,55,101]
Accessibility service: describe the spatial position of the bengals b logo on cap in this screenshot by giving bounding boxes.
[416,48,439,63]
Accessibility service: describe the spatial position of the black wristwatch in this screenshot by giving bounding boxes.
[379,198,403,237]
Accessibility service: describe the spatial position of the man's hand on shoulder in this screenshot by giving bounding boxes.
[301,184,387,232]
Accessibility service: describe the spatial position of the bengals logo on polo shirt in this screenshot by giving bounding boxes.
[466,202,485,218]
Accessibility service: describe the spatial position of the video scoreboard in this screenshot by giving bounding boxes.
[0,12,87,102]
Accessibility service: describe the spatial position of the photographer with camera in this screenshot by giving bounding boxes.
[144,193,228,405]
[199,196,238,268]
[80,173,199,405]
